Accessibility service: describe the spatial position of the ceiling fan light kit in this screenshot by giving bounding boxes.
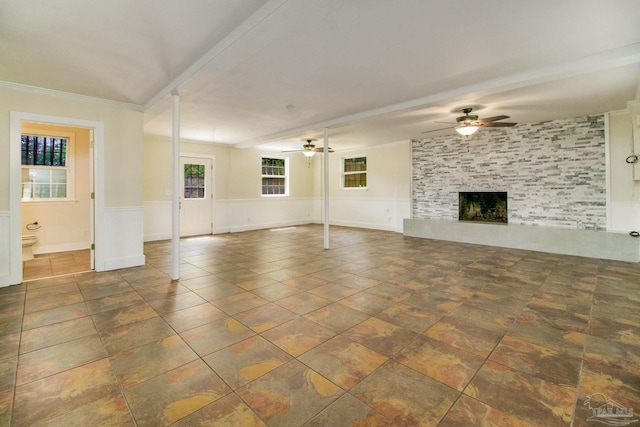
[282,139,334,156]
[455,123,479,136]
[422,107,517,136]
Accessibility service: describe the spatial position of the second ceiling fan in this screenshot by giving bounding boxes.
[423,108,517,136]
[283,139,334,157]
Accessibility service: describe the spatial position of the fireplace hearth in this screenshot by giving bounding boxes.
[459,192,507,224]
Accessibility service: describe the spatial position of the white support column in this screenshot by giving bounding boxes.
[323,127,330,249]
[171,93,180,280]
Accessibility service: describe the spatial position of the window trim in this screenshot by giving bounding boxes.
[21,128,75,202]
[261,155,289,197]
[342,155,367,190]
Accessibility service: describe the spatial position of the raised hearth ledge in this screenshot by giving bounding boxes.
[403,219,640,263]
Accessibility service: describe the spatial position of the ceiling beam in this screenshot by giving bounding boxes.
[143,0,290,111]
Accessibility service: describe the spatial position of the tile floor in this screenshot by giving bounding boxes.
[23,249,91,281]
[1,225,639,426]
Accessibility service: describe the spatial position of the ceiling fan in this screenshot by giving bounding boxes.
[422,108,517,136]
[283,139,334,157]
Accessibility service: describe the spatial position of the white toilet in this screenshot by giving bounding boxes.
[22,235,38,261]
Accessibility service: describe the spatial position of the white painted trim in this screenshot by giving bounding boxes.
[0,80,142,111]
[10,112,104,283]
[34,242,90,255]
[605,112,612,230]
[0,212,10,287]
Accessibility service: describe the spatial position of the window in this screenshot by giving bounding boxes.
[261,157,288,196]
[343,156,367,188]
[21,132,74,201]
[183,163,206,199]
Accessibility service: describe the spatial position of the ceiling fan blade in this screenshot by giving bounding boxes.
[282,149,303,152]
[482,122,517,127]
[313,147,334,152]
[478,115,510,123]
[421,126,455,134]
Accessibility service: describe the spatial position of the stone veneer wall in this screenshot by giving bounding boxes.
[412,115,606,228]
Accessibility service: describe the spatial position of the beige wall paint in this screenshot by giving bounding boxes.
[323,141,411,199]
[143,135,314,202]
[0,86,143,210]
[21,123,91,251]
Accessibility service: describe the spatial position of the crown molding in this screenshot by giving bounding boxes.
[0,80,143,111]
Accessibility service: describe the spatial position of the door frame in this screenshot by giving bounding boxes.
[180,153,215,236]
[9,112,104,284]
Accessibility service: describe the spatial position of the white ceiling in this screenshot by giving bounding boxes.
[2,0,640,152]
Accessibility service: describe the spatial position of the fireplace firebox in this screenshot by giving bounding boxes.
[459,192,508,224]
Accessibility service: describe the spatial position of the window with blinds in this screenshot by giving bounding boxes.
[261,157,288,196]
[343,156,367,188]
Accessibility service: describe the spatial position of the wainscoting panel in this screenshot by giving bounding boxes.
[313,197,409,233]
[0,212,12,287]
[144,201,172,241]
[216,197,314,233]
[609,202,640,232]
[102,206,145,270]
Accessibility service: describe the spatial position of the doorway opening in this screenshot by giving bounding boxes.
[9,112,104,285]
[20,122,93,281]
